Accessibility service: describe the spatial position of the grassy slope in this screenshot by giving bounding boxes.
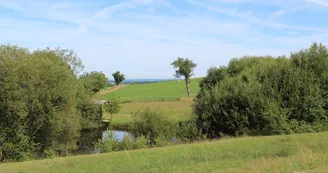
[101,78,202,102]
[103,99,194,125]
[101,78,201,125]
[2,132,328,173]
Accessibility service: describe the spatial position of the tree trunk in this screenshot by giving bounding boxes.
[185,79,191,97]
[110,113,113,120]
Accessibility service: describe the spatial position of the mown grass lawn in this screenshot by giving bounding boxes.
[103,99,194,125]
[101,78,202,102]
[2,132,328,173]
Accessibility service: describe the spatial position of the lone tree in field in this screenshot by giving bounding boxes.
[171,57,197,97]
[112,71,125,86]
[104,97,121,120]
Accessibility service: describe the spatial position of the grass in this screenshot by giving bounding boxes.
[101,78,202,102]
[2,132,328,173]
[103,99,194,125]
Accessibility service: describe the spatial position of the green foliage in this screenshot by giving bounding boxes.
[134,136,148,149]
[112,71,125,85]
[176,119,202,143]
[95,131,120,153]
[79,103,103,129]
[104,97,121,120]
[0,45,82,161]
[80,71,108,93]
[95,132,149,153]
[120,135,135,150]
[194,43,328,138]
[132,108,175,146]
[171,57,197,96]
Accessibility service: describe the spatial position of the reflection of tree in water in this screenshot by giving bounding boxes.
[76,128,103,154]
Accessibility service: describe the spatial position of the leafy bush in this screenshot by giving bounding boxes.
[134,136,148,149]
[132,108,175,146]
[95,131,120,153]
[119,134,135,150]
[194,43,328,138]
[176,119,202,143]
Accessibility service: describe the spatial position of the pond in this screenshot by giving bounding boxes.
[102,130,132,141]
[76,128,132,154]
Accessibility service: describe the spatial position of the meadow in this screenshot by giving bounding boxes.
[101,78,202,102]
[103,99,194,125]
[101,78,200,126]
[2,132,328,173]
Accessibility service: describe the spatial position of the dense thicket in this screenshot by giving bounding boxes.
[194,43,328,138]
[0,45,107,162]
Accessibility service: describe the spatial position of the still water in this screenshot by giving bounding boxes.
[77,128,131,154]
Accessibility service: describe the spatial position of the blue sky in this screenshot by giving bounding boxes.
[1,0,328,79]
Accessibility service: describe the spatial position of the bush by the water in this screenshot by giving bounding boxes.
[131,108,175,146]
[97,109,203,153]
[176,119,202,143]
[95,131,149,153]
[194,43,328,138]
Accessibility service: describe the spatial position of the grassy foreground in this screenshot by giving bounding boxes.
[2,132,328,173]
[101,78,201,102]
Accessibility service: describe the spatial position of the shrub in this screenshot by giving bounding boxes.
[176,119,202,143]
[119,134,135,151]
[132,108,175,146]
[194,43,328,138]
[134,136,148,149]
[95,131,120,153]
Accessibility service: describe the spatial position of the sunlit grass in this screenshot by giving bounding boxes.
[103,99,194,125]
[2,132,328,173]
[101,78,202,102]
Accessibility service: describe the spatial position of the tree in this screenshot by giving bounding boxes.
[80,71,108,93]
[0,45,82,161]
[104,97,121,120]
[112,71,125,86]
[171,57,197,96]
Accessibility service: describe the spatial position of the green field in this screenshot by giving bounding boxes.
[101,78,202,102]
[103,99,194,125]
[101,78,201,126]
[2,132,328,173]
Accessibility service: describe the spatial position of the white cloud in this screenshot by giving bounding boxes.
[269,9,286,17]
[0,0,328,78]
[94,0,160,19]
[304,0,328,7]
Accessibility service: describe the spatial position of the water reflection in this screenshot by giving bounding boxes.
[102,130,131,141]
[77,128,131,154]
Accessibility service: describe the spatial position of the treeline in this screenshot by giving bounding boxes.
[194,43,328,138]
[0,45,109,161]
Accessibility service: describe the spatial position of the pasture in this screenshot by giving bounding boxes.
[101,78,202,102]
[103,99,194,125]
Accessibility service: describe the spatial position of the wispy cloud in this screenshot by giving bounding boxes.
[0,0,328,78]
[304,0,328,7]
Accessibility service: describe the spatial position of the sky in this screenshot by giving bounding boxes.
[1,0,328,79]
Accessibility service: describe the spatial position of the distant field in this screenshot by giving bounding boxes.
[103,99,194,125]
[101,78,202,102]
[2,132,328,173]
